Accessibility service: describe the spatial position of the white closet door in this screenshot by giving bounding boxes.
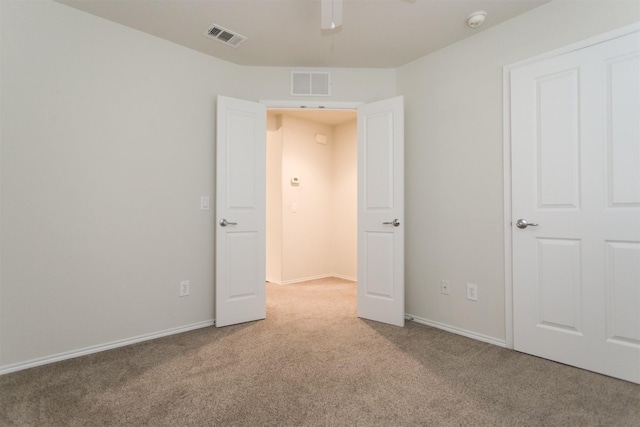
[511,32,640,383]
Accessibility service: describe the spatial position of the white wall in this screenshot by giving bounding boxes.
[332,120,358,280]
[228,66,397,104]
[0,0,394,371]
[0,0,233,368]
[398,0,640,342]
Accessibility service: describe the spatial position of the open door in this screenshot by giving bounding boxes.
[215,96,267,327]
[357,96,405,327]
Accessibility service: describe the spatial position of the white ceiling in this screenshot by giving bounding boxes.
[56,0,549,68]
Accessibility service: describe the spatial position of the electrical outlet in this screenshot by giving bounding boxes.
[467,283,478,301]
[180,280,190,297]
[440,280,450,295]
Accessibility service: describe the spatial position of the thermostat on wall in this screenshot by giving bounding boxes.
[291,177,300,186]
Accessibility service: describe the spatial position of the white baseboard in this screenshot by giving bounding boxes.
[0,320,214,376]
[407,314,506,348]
[1,314,504,375]
[332,274,357,282]
[268,273,345,285]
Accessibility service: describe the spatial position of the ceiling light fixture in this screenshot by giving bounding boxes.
[321,0,343,30]
[466,10,487,29]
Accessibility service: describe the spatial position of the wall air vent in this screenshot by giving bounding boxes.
[203,24,247,48]
[291,71,331,96]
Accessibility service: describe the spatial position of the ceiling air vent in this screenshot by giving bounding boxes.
[203,24,247,48]
[291,71,331,96]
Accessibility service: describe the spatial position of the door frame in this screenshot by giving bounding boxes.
[260,99,361,287]
[261,100,363,110]
[502,22,640,349]
[261,99,406,325]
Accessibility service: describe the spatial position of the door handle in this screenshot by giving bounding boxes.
[383,219,401,227]
[219,219,238,227]
[516,218,538,229]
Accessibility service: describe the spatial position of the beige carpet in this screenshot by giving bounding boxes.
[1,277,639,426]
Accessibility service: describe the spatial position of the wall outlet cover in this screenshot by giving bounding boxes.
[180,280,190,297]
[466,283,478,301]
[440,280,450,295]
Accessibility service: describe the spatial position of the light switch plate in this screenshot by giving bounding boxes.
[200,196,210,211]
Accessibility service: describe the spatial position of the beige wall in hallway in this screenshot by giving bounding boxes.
[266,117,284,284]
[266,114,357,284]
[332,119,358,280]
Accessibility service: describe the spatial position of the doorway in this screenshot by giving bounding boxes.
[265,109,357,285]
[215,95,405,327]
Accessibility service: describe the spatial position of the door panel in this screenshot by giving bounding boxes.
[536,238,582,333]
[363,232,395,298]
[216,96,266,327]
[357,96,404,327]
[607,53,640,206]
[536,69,580,209]
[605,241,640,345]
[511,32,640,383]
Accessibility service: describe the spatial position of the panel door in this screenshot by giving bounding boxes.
[357,96,405,327]
[215,96,267,327]
[511,32,640,383]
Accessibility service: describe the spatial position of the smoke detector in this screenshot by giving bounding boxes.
[466,11,487,29]
[203,24,247,48]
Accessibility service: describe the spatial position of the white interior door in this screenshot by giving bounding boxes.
[357,96,405,327]
[215,95,266,327]
[511,32,640,383]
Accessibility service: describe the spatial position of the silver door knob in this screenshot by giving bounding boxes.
[383,219,401,227]
[516,219,538,229]
[219,219,238,227]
